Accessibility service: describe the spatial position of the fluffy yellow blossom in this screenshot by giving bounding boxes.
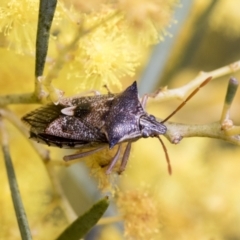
[0,0,64,55]
[62,9,140,90]
[84,147,120,193]
[0,0,177,91]
[118,0,178,28]
[117,188,162,240]
[0,0,39,54]
[117,0,178,47]
[53,0,177,91]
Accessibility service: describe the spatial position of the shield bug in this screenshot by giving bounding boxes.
[22,77,212,174]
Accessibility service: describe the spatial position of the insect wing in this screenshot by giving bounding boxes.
[22,95,115,148]
[22,104,63,134]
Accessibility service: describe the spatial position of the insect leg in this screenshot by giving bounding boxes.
[63,145,107,161]
[106,144,122,174]
[102,84,112,94]
[118,142,132,174]
[140,94,149,109]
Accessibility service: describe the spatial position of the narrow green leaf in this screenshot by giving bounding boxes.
[35,0,57,77]
[56,197,109,240]
[0,120,32,240]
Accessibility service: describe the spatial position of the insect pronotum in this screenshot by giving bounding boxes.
[22,77,212,174]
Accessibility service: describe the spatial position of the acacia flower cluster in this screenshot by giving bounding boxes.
[0,0,178,92]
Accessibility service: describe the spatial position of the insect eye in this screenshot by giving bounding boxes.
[149,115,156,121]
[141,128,149,138]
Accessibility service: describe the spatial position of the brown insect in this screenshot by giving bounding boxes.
[22,77,212,174]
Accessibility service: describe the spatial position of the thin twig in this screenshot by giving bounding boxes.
[0,108,77,222]
[0,108,49,161]
[45,164,78,222]
[164,121,240,145]
[147,60,240,103]
[162,77,240,145]
[0,93,39,106]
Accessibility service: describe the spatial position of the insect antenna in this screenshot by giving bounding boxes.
[157,136,172,175]
[157,77,212,174]
[161,76,212,123]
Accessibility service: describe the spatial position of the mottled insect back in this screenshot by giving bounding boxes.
[23,77,212,174]
[22,81,168,173]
